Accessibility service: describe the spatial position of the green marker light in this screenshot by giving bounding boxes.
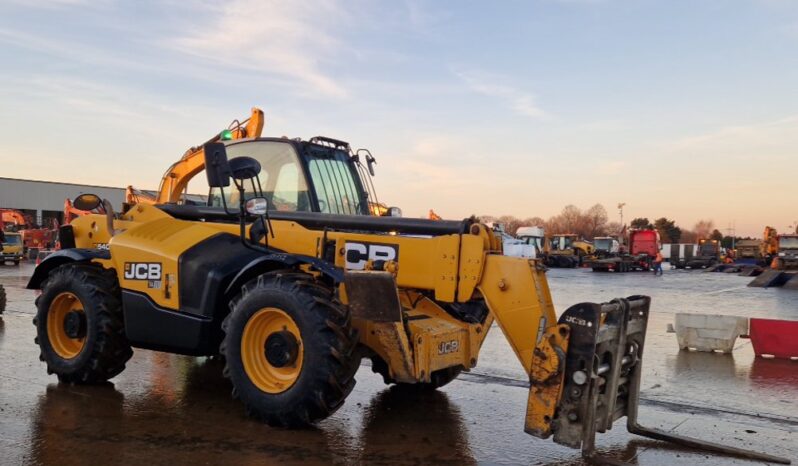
[220,129,233,140]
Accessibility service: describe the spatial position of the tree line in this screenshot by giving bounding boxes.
[482,204,731,244]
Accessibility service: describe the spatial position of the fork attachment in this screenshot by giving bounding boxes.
[547,295,790,465]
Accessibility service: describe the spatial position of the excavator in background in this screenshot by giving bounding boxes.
[748,226,798,288]
[156,108,265,205]
[122,108,267,209]
[759,226,798,270]
[28,108,786,463]
[546,233,595,268]
[762,226,779,263]
[1,209,27,228]
[124,186,157,206]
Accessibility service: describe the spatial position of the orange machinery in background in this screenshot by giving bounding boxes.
[125,108,265,206]
[0,208,56,251]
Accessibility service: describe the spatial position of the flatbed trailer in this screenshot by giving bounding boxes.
[585,254,652,272]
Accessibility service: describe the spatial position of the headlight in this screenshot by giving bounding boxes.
[387,207,402,217]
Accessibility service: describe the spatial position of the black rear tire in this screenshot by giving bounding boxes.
[220,271,358,427]
[33,263,132,384]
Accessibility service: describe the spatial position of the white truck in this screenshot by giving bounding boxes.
[515,226,546,259]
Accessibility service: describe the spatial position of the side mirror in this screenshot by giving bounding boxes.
[366,154,376,177]
[245,197,268,215]
[204,142,231,188]
[73,193,103,211]
[229,156,262,181]
[382,206,402,217]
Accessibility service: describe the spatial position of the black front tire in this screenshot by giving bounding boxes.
[34,263,132,384]
[220,271,359,427]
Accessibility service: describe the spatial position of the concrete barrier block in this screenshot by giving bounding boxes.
[673,313,749,353]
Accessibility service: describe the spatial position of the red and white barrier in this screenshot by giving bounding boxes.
[670,314,798,360]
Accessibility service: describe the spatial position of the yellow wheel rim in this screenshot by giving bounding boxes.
[241,307,303,394]
[47,292,86,359]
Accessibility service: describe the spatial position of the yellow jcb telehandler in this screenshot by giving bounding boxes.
[28,118,787,464]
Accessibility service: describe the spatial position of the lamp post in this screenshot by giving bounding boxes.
[724,222,736,250]
[617,202,626,228]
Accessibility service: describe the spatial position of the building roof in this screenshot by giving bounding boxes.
[0,176,127,191]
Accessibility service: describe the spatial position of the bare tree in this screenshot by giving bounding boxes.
[584,204,609,239]
[522,217,546,227]
[605,221,623,236]
[693,219,715,239]
[498,215,524,235]
[681,230,698,243]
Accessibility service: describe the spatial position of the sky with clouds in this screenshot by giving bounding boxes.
[1,0,797,236]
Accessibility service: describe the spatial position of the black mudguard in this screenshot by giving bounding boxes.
[26,248,111,289]
[224,252,344,297]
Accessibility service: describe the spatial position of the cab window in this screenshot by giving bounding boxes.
[208,141,311,212]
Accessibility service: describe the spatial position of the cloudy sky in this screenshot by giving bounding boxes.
[1,0,797,236]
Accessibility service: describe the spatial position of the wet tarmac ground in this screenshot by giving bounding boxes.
[1,262,796,465]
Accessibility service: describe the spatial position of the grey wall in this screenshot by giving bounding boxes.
[0,177,125,223]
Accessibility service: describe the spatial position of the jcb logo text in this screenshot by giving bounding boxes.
[438,340,460,355]
[124,263,162,281]
[344,242,398,270]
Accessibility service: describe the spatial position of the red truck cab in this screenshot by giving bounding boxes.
[629,229,661,257]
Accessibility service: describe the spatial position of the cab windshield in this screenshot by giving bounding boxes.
[780,237,798,249]
[207,140,368,215]
[595,238,613,251]
[2,234,21,245]
[521,236,544,249]
[306,148,366,215]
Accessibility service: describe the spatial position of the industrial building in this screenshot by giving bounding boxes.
[0,177,126,227]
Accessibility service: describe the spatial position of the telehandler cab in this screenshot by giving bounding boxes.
[29,130,787,464]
